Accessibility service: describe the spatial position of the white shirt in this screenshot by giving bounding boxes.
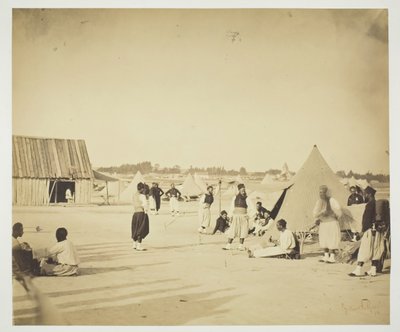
[140,194,149,213]
[279,229,296,251]
[65,189,72,199]
[12,237,20,250]
[313,197,342,221]
[48,239,80,265]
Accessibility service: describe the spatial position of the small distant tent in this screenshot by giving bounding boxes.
[261,173,275,185]
[194,173,208,193]
[119,171,145,202]
[235,175,246,184]
[346,176,361,189]
[356,179,370,190]
[268,145,356,234]
[277,162,292,181]
[248,190,283,211]
[93,170,121,204]
[99,181,122,200]
[180,174,203,199]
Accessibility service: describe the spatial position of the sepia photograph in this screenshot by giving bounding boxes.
[1,1,399,330]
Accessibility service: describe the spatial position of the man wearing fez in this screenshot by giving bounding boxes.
[223,183,256,251]
[349,186,387,277]
[165,183,181,217]
[149,182,164,215]
[198,185,214,233]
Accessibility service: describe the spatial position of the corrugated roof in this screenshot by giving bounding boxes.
[12,135,93,179]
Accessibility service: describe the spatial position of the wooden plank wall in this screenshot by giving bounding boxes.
[13,179,93,205]
[13,179,50,206]
[75,179,92,204]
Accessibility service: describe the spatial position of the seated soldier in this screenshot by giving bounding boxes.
[40,227,80,276]
[248,219,297,258]
[12,222,34,275]
[347,186,364,206]
[249,202,273,236]
[212,210,230,234]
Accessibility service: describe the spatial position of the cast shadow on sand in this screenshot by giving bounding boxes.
[64,288,237,325]
[78,261,171,275]
[75,242,130,249]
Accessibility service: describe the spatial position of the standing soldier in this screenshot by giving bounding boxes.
[349,186,388,277]
[313,185,342,263]
[198,186,214,233]
[131,182,150,251]
[165,183,181,216]
[149,183,164,215]
[223,184,256,251]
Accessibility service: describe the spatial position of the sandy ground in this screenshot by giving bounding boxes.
[12,200,390,325]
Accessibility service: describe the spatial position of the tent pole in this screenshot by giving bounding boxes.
[218,179,222,214]
[55,181,58,204]
[106,181,109,205]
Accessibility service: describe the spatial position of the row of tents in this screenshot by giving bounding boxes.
[93,170,215,204]
[94,145,375,235]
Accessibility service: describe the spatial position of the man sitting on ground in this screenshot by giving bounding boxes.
[12,222,34,275]
[347,186,364,206]
[212,210,230,234]
[248,219,296,258]
[40,227,80,276]
[249,202,273,236]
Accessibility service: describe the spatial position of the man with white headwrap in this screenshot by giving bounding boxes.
[313,185,342,263]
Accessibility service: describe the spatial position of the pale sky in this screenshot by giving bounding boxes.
[12,9,389,174]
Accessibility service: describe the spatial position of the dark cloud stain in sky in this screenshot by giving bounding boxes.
[13,9,50,42]
[367,11,388,44]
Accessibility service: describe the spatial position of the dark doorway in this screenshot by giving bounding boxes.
[49,180,75,203]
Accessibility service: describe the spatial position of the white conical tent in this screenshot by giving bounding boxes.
[235,175,246,184]
[347,176,358,188]
[119,171,145,202]
[180,174,203,197]
[278,162,292,181]
[261,173,275,185]
[269,145,354,233]
[99,181,124,199]
[194,173,208,193]
[356,179,370,190]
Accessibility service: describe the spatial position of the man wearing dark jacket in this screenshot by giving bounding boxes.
[149,183,164,214]
[349,186,386,277]
[165,183,181,216]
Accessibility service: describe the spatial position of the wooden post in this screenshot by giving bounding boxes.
[55,181,58,204]
[48,180,57,206]
[106,181,109,205]
[218,179,222,214]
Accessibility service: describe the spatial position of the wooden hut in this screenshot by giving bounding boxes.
[12,135,93,205]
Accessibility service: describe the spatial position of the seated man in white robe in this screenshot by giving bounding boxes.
[248,219,296,258]
[40,227,80,276]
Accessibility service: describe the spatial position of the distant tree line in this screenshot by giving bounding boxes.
[97,162,389,182]
[336,170,389,183]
